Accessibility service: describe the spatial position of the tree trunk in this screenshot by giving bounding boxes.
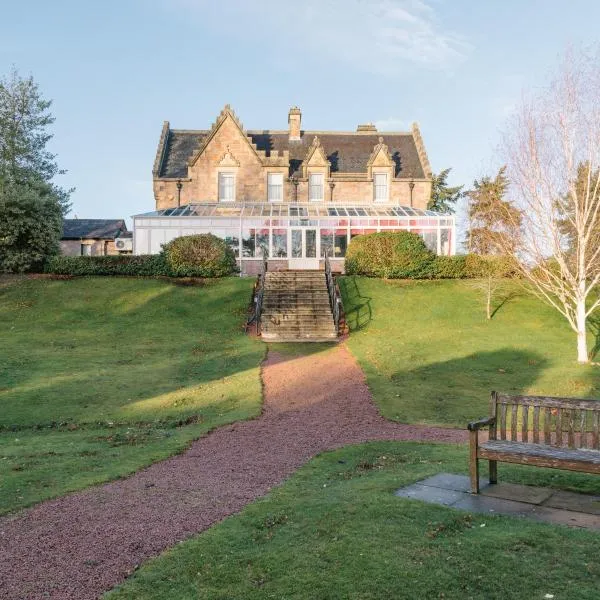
[576,296,588,363]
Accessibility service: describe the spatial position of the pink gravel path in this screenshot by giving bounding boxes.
[0,345,467,599]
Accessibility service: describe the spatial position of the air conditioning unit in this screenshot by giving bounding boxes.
[115,237,133,251]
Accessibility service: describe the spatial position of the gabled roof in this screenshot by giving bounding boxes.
[155,126,428,179]
[62,219,128,240]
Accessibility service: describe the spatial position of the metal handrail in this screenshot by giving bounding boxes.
[324,249,342,335]
[248,255,268,335]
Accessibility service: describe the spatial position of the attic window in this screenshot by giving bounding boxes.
[374,173,389,202]
[267,173,283,202]
[309,173,324,202]
[218,172,235,202]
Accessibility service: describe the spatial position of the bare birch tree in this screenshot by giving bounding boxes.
[502,49,600,363]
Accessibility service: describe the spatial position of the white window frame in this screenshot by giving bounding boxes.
[218,171,236,202]
[267,172,284,202]
[309,173,324,202]
[373,172,389,203]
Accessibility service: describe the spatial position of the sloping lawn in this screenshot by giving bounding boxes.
[0,276,263,514]
[340,277,600,427]
[106,441,600,600]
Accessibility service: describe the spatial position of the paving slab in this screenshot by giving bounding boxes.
[529,506,600,530]
[395,473,600,531]
[418,472,488,493]
[481,482,553,505]
[394,484,465,506]
[543,490,600,515]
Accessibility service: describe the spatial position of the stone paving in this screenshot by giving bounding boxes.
[395,473,600,530]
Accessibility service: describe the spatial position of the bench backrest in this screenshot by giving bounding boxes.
[490,392,600,450]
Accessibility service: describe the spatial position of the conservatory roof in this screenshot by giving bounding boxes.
[134,203,448,219]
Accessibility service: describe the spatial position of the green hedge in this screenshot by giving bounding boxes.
[163,234,236,277]
[44,234,238,278]
[344,232,518,280]
[44,254,171,276]
[345,232,435,278]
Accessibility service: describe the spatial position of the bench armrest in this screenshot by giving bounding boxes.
[467,416,496,431]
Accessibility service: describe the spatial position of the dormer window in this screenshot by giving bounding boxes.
[218,172,235,202]
[309,173,324,202]
[373,172,389,203]
[267,173,283,202]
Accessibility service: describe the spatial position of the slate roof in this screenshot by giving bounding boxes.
[62,219,128,240]
[157,130,426,180]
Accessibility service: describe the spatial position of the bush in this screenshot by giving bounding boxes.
[162,234,236,277]
[464,254,518,278]
[44,254,171,276]
[428,255,467,279]
[345,232,435,278]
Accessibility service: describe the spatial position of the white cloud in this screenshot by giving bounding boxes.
[374,117,410,131]
[169,0,471,75]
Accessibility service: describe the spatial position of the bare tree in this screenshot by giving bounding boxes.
[502,49,600,363]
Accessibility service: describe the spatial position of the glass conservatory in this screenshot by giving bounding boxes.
[133,203,455,274]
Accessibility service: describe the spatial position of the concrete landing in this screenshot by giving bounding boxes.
[395,473,600,530]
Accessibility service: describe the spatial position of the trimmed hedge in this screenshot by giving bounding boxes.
[163,234,236,277]
[344,232,518,280]
[44,254,171,276]
[44,234,238,278]
[345,232,435,279]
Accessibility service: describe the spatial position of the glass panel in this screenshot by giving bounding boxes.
[256,229,269,258]
[420,231,437,253]
[320,229,333,258]
[305,229,317,258]
[242,228,255,257]
[222,230,240,258]
[334,229,347,258]
[272,229,287,258]
[291,230,302,258]
[441,229,450,256]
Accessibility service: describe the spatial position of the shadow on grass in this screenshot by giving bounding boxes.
[490,288,524,319]
[338,276,372,331]
[588,314,600,361]
[384,349,548,426]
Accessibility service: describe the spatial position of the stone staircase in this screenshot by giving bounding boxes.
[261,271,338,342]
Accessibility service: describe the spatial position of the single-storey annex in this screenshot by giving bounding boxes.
[61,219,132,256]
[134,105,455,273]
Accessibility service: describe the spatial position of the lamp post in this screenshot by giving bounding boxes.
[329,180,335,202]
[409,179,415,208]
[176,179,183,208]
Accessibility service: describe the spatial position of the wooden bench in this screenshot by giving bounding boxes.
[468,392,600,494]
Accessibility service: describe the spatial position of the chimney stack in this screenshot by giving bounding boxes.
[288,106,301,141]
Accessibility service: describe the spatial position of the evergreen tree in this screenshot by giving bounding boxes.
[0,69,71,272]
[466,166,521,254]
[428,167,463,213]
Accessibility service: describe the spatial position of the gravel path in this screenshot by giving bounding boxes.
[0,345,467,599]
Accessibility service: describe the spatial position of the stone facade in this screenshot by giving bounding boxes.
[153,106,432,210]
[60,239,120,256]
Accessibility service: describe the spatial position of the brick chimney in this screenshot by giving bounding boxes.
[288,106,301,141]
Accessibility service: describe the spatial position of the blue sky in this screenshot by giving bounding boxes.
[2,0,599,227]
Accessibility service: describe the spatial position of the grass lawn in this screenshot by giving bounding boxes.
[106,441,600,600]
[0,276,264,514]
[340,277,600,428]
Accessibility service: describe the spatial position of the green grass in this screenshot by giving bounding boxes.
[340,277,600,427]
[106,441,600,600]
[0,276,264,514]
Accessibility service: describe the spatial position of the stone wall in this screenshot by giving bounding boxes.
[60,240,120,256]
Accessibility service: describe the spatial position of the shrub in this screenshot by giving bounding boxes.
[44,254,171,276]
[464,254,518,278]
[428,255,467,279]
[162,234,236,277]
[345,232,435,278]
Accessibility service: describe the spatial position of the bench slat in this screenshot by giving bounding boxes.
[511,404,518,441]
[580,411,587,449]
[556,408,563,446]
[533,405,540,444]
[544,407,551,445]
[500,403,507,440]
[522,404,529,443]
[568,410,575,449]
[497,394,600,411]
[593,412,600,450]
